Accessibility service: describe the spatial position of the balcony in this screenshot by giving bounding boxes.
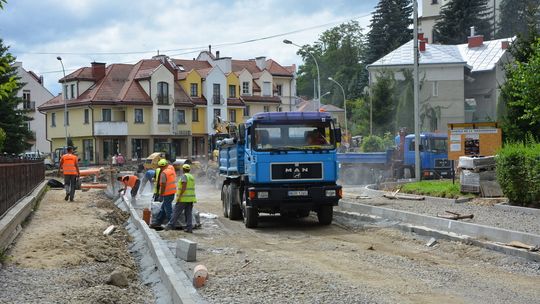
[94,121,128,136]
[22,101,35,111]
[212,95,224,105]
[156,94,172,105]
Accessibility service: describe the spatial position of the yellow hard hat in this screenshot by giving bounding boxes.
[182,164,191,170]
[158,159,168,166]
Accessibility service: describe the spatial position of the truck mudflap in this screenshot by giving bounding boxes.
[246,184,342,210]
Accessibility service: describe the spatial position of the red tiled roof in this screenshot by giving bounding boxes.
[174,82,194,107]
[191,96,207,105]
[226,98,245,107]
[172,59,212,71]
[266,59,294,77]
[232,59,261,74]
[60,67,94,82]
[197,67,212,78]
[252,81,261,92]
[240,95,281,103]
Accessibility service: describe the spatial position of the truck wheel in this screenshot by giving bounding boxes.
[243,206,258,228]
[222,184,229,218]
[317,205,333,225]
[228,184,242,220]
[297,210,310,218]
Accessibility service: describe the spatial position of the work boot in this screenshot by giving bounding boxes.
[64,194,69,201]
[149,224,164,231]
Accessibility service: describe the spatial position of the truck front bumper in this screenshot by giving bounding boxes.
[247,184,341,210]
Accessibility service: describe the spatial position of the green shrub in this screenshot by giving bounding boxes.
[496,139,540,206]
[361,135,385,152]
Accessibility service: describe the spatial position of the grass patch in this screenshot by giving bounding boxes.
[0,248,12,265]
[400,180,473,199]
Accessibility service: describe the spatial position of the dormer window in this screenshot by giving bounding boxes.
[242,81,250,95]
[157,82,169,105]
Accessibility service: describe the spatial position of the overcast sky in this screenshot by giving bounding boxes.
[0,0,379,94]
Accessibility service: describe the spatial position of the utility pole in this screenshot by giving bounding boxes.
[413,0,421,181]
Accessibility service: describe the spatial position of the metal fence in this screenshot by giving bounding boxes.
[0,156,45,218]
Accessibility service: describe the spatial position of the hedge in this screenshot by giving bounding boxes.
[496,140,540,206]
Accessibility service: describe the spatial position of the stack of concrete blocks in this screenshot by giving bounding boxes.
[458,156,501,196]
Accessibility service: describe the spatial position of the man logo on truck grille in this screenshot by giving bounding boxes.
[272,163,322,180]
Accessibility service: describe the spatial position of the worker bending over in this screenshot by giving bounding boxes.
[165,164,197,233]
[117,175,140,198]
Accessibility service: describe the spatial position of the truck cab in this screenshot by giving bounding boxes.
[219,112,342,228]
[401,133,451,179]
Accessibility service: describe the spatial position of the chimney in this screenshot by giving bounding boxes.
[255,56,266,71]
[419,40,426,52]
[91,62,106,80]
[468,26,484,48]
[39,75,44,84]
[208,45,212,54]
[216,51,220,59]
[501,40,510,50]
[214,57,232,74]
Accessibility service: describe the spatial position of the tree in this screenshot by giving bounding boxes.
[296,21,366,102]
[395,69,414,132]
[364,0,413,65]
[0,39,33,154]
[0,127,6,151]
[500,39,540,141]
[369,71,397,135]
[433,0,492,44]
[496,0,540,39]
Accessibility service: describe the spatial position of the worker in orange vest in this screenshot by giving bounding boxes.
[58,146,80,202]
[149,159,177,229]
[117,175,140,198]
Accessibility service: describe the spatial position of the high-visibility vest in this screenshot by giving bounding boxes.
[122,175,138,188]
[61,153,78,175]
[178,173,196,203]
[161,167,177,196]
[153,168,161,194]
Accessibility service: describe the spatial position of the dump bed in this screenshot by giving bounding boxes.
[337,150,393,165]
[219,140,245,177]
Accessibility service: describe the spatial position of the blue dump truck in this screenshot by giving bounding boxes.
[217,112,343,228]
[338,132,450,185]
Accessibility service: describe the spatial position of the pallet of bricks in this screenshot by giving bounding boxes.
[458,156,502,197]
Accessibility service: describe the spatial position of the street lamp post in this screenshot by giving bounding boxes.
[283,39,321,110]
[56,56,68,147]
[328,77,348,149]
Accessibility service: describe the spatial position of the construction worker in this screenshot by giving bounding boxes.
[165,164,197,232]
[150,159,177,229]
[117,175,140,198]
[139,169,155,194]
[58,146,80,202]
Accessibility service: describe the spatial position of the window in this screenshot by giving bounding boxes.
[213,109,221,121]
[213,83,221,104]
[276,84,282,96]
[102,109,112,122]
[158,109,169,124]
[157,82,169,104]
[134,108,144,123]
[190,83,198,97]
[253,122,336,151]
[263,105,270,112]
[243,105,250,117]
[192,108,199,122]
[22,90,32,109]
[229,109,236,122]
[70,84,75,99]
[51,113,56,127]
[63,85,68,99]
[65,111,70,126]
[242,81,250,95]
[432,81,439,97]
[263,81,271,96]
[176,109,186,124]
[229,85,236,98]
[82,139,94,162]
[431,0,438,4]
[84,109,89,124]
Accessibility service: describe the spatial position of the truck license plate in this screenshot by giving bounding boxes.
[288,190,308,196]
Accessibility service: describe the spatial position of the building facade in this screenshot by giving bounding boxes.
[13,62,54,153]
[39,52,296,164]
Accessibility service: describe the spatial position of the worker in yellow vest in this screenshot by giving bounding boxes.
[149,159,177,229]
[165,164,197,232]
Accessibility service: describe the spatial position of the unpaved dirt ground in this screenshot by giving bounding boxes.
[0,188,153,304]
[158,184,540,304]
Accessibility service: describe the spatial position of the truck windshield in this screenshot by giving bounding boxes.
[253,122,336,151]
[428,138,448,153]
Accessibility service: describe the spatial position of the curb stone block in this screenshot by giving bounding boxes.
[176,238,197,262]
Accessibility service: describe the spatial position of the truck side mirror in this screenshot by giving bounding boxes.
[238,123,246,145]
[335,128,342,143]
